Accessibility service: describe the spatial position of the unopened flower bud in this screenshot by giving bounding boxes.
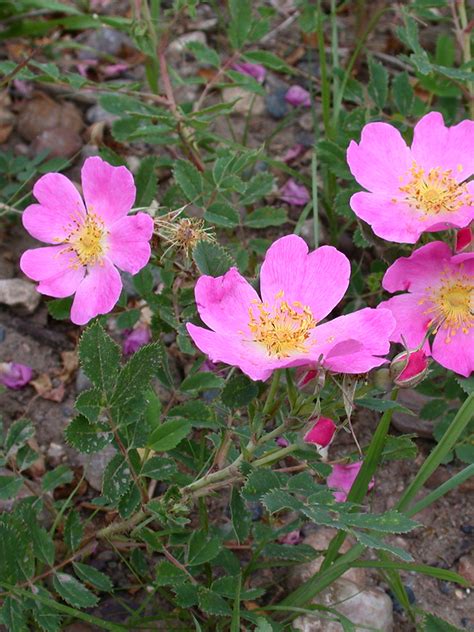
[0,362,33,389]
[455,225,473,253]
[390,349,429,388]
[296,365,325,393]
[303,417,336,448]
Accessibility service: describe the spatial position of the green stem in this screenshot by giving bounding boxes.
[458,0,474,118]
[406,463,474,517]
[262,369,282,416]
[397,392,474,512]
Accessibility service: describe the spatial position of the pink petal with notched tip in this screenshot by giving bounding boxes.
[70,257,122,325]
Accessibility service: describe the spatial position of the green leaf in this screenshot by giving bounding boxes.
[240,173,274,205]
[29,586,63,632]
[155,560,189,586]
[174,159,203,202]
[186,41,220,67]
[31,524,55,566]
[79,322,120,395]
[230,487,251,543]
[140,456,177,480]
[52,573,98,608]
[181,372,225,392]
[46,297,72,320]
[0,475,24,500]
[228,0,252,49]
[0,597,28,632]
[192,240,235,277]
[64,511,83,551]
[222,374,259,408]
[456,376,474,395]
[75,388,103,423]
[419,398,445,420]
[204,202,240,228]
[102,454,131,504]
[5,419,34,456]
[188,529,222,566]
[244,206,288,228]
[42,465,73,493]
[392,71,415,116]
[148,419,191,452]
[244,50,294,74]
[73,562,113,592]
[355,397,414,415]
[345,510,419,534]
[354,531,413,562]
[173,583,199,607]
[64,415,112,454]
[368,56,388,110]
[198,588,231,616]
[423,612,464,632]
[241,469,282,502]
[263,543,318,563]
[133,265,155,296]
[135,157,157,207]
[381,435,417,462]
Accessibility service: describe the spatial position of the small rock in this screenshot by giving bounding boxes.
[438,580,453,595]
[86,104,118,125]
[32,127,83,159]
[0,90,15,143]
[78,27,131,58]
[47,442,66,466]
[80,445,116,491]
[75,368,92,394]
[222,87,265,116]
[458,554,474,584]
[298,112,314,131]
[293,579,393,632]
[0,278,41,313]
[18,94,83,142]
[461,525,474,535]
[169,31,207,54]
[265,87,290,120]
[391,389,435,438]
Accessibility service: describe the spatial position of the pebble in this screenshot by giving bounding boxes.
[47,442,65,466]
[86,104,119,125]
[18,94,83,143]
[79,445,116,492]
[222,87,266,116]
[298,112,314,131]
[75,368,92,394]
[391,389,435,438]
[461,525,474,535]
[458,554,474,584]
[0,278,41,313]
[78,27,130,58]
[32,127,83,158]
[438,580,453,595]
[169,31,207,54]
[265,87,290,120]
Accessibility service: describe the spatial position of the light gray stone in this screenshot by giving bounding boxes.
[0,278,41,313]
[222,87,266,116]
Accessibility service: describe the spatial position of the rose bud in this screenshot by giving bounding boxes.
[304,417,336,448]
[455,226,473,253]
[390,349,429,388]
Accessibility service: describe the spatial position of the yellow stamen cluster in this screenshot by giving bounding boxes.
[422,270,473,343]
[399,162,471,217]
[248,292,316,358]
[66,213,107,266]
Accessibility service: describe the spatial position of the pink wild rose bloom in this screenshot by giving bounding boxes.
[328,462,375,503]
[186,235,395,381]
[285,85,311,107]
[20,157,153,325]
[347,112,474,243]
[379,241,473,377]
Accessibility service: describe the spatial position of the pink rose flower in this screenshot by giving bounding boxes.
[20,157,154,325]
[390,349,429,388]
[280,179,310,206]
[186,235,395,381]
[0,362,33,389]
[304,417,336,448]
[285,85,311,107]
[328,461,374,503]
[379,241,473,377]
[347,112,474,243]
[231,62,266,83]
[456,225,472,253]
[122,325,151,355]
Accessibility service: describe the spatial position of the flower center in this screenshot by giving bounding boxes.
[248,292,317,358]
[67,214,107,266]
[424,274,473,343]
[399,163,471,217]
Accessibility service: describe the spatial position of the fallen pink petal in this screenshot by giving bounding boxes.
[281,144,306,164]
[122,325,152,355]
[328,462,375,503]
[285,85,311,107]
[20,156,154,326]
[304,417,336,448]
[280,179,311,206]
[231,61,266,83]
[347,112,474,243]
[0,362,33,390]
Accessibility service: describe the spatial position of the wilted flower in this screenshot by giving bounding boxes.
[347,112,474,243]
[278,529,302,545]
[390,349,429,388]
[328,461,374,503]
[20,157,153,325]
[0,362,33,389]
[123,325,151,355]
[155,208,215,258]
[304,417,336,448]
[280,179,310,206]
[285,85,311,107]
[231,61,266,83]
[379,241,473,377]
[187,234,395,381]
[275,437,290,448]
[456,225,473,253]
[281,144,306,164]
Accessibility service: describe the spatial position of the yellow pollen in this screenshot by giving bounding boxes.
[66,214,107,266]
[399,162,471,217]
[247,292,316,358]
[424,275,473,343]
